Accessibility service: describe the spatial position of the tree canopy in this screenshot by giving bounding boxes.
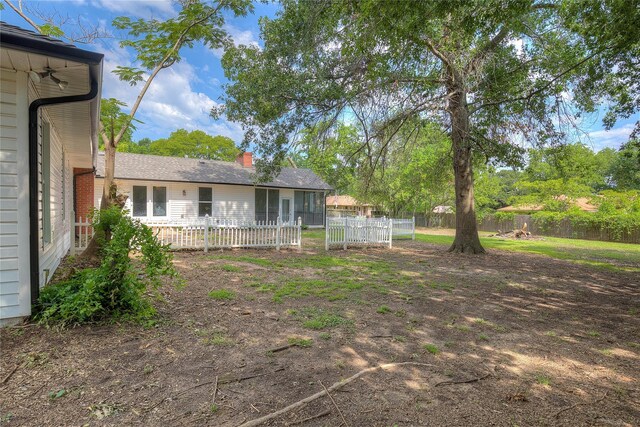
[219,0,639,253]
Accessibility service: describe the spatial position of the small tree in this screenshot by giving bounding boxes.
[5,0,253,209]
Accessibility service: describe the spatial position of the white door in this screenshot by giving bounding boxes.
[281,198,291,223]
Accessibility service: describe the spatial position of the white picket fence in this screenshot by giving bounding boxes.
[325,216,415,250]
[72,215,302,253]
[391,217,416,239]
[146,216,302,251]
[72,213,94,256]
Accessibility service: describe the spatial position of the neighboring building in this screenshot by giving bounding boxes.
[497,197,598,214]
[0,22,103,324]
[326,195,376,217]
[432,205,453,214]
[90,152,332,227]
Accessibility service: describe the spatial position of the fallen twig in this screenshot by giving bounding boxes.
[268,344,294,353]
[552,391,608,419]
[1,363,23,385]
[237,362,434,427]
[212,375,218,407]
[319,379,348,427]
[220,367,285,385]
[286,409,331,426]
[434,371,492,387]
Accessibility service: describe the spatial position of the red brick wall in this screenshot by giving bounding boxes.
[74,168,94,221]
[236,152,253,168]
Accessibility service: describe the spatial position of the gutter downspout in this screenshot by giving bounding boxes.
[29,78,99,306]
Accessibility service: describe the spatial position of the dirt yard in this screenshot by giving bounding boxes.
[1,235,639,426]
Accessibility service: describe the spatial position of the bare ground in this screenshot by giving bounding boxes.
[1,238,639,427]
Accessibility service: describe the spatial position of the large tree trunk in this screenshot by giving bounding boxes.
[447,81,485,254]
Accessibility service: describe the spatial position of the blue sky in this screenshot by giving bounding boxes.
[1,0,636,151]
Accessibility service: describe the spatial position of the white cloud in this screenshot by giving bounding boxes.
[212,24,260,58]
[98,42,243,143]
[587,123,634,151]
[92,0,175,19]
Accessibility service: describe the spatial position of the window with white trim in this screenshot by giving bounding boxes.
[198,187,212,217]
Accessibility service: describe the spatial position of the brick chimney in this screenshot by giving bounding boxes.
[236,152,253,168]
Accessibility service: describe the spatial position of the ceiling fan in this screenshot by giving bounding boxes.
[28,67,68,91]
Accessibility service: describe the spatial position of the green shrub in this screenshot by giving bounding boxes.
[35,207,177,326]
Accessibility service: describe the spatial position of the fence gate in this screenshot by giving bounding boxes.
[325,217,415,250]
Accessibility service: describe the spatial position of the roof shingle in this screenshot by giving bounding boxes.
[96,152,333,191]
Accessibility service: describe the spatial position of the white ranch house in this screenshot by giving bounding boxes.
[93,152,332,227]
[0,22,104,325]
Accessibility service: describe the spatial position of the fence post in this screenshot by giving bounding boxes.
[388,217,393,248]
[298,217,302,250]
[70,210,76,256]
[204,215,210,253]
[276,216,281,251]
[325,217,329,251]
[412,216,415,241]
[343,216,348,250]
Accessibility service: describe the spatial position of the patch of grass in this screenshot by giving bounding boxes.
[454,324,471,332]
[210,404,219,413]
[415,232,640,272]
[478,333,489,341]
[215,255,273,267]
[423,343,439,355]
[599,348,613,356]
[535,374,551,386]
[587,330,601,338]
[208,289,235,300]
[393,335,407,343]
[205,332,233,346]
[143,364,154,375]
[48,389,68,400]
[220,264,242,273]
[377,305,392,314]
[474,318,488,325]
[545,331,557,337]
[428,282,455,292]
[294,308,353,330]
[288,337,313,348]
[318,332,332,340]
[271,277,364,302]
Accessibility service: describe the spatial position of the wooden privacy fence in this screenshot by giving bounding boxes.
[73,215,302,253]
[325,217,414,250]
[414,213,640,244]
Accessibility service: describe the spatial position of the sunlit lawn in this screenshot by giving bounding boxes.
[303,228,640,271]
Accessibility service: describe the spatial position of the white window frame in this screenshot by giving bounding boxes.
[198,187,213,217]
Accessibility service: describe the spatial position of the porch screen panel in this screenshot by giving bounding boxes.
[267,189,279,222]
[153,186,167,216]
[294,191,304,222]
[255,188,267,222]
[132,186,147,217]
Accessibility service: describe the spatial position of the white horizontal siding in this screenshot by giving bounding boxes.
[96,179,259,222]
[0,70,30,321]
[38,108,72,286]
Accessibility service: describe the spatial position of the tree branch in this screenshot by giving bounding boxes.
[114,3,226,145]
[4,0,42,33]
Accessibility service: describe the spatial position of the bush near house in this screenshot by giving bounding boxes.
[35,207,177,326]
